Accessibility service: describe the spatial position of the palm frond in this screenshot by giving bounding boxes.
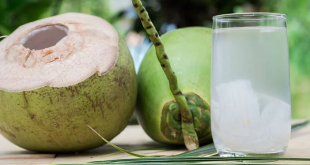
[173,143,217,157]
[89,156,310,164]
[291,120,309,132]
[92,147,172,159]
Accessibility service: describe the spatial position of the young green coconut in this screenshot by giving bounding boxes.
[133,0,212,150]
[0,13,137,152]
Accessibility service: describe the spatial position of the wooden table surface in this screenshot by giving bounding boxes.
[1,120,310,165]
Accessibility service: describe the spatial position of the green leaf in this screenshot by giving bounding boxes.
[291,120,310,132]
[173,143,217,157]
[87,126,147,158]
[92,147,171,159]
[89,156,310,164]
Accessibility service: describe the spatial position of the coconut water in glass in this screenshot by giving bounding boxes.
[211,13,291,157]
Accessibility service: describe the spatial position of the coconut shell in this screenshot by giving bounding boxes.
[0,13,137,152]
[137,27,212,144]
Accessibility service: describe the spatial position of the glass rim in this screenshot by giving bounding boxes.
[213,12,286,20]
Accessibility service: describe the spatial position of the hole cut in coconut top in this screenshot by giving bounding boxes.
[0,13,120,92]
[21,25,68,50]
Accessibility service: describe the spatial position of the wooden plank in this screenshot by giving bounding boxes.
[0,134,56,164]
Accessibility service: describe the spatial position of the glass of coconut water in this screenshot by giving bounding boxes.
[211,13,291,158]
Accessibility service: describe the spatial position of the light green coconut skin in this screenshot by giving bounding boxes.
[0,35,137,152]
[137,27,212,144]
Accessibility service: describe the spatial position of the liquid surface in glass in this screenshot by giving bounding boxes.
[211,26,291,153]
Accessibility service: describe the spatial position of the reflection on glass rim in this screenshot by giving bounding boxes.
[213,12,286,20]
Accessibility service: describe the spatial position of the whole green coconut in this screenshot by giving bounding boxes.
[0,13,137,152]
[137,27,212,145]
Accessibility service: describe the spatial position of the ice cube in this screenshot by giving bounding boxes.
[216,80,260,119]
[214,80,263,151]
[260,97,291,149]
[260,97,290,126]
[215,79,260,128]
[213,80,290,153]
[218,115,264,152]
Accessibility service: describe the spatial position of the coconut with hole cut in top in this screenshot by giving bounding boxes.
[0,13,137,152]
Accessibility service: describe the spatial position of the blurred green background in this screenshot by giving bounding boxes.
[0,0,309,119]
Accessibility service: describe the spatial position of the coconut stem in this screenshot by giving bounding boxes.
[132,0,199,150]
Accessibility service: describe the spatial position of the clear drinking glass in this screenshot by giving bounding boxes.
[211,13,291,157]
